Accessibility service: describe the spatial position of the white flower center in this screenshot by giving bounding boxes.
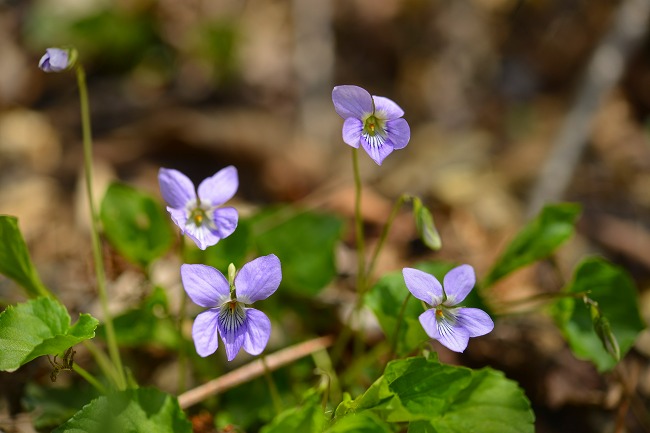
[435,307,459,337]
[218,300,246,333]
[186,199,217,230]
[362,113,388,149]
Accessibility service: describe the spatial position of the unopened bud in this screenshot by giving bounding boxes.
[594,316,621,361]
[228,263,237,288]
[38,47,77,73]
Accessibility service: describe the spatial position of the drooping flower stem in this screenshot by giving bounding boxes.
[492,290,591,314]
[76,65,126,390]
[261,354,283,415]
[311,347,341,409]
[366,194,407,280]
[351,147,366,294]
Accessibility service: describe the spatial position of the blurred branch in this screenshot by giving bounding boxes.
[589,214,650,268]
[528,0,650,215]
[177,336,334,409]
[292,0,335,146]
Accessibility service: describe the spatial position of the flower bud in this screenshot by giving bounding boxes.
[38,48,76,73]
[228,263,237,290]
[594,316,621,361]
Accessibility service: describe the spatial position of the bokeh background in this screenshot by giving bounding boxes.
[2,0,650,432]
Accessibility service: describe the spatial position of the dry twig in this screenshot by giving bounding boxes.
[528,0,650,215]
[591,215,650,269]
[178,336,334,409]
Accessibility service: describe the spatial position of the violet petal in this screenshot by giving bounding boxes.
[332,85,373,119]
[192,309,220,357]
[159,168,195,209]
[436,323,471,353]
[235,254,282,303]
[181,264,229,307]
[403,268,443,306]
[456,308,494,337]
[418,309,441,340]
[242,308,271,356]
[360,135,393,166]
[217,315,246,361]
[342,118,363,148]
[197,166,238,206]
[443,264,476,305]
[372,95,404,119]
[385,118,410,150]
[167,206,189,233]
[39,48,69,72]
[212,207,239,239]
[184,224,222,250]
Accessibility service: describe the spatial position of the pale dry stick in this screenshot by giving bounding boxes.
[591,215,650,269]
[178,336,334,409]
[292,0,335,149]
[528,0,650,216]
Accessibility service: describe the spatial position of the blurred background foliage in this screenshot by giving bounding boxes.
[2,0,650,432]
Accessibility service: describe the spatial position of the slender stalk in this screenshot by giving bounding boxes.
[366,195,406,280]
[261,354,283,415]
[330,319,352,366]
[76,66,125,390]
[390,293,412,359]
[331,149,367,364]
[177,234,188,393]
[82,340,121,389]
[333,192,409,365]
[336,148,407,365]
[73,363,107,394]
[351,147,366,294]
[33,279,53,299]
[176,322,188,393]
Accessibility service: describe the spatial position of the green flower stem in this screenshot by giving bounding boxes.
[331,149,368,364]
[76,65,126,390]
[390,292,412,359]
[351,147,366,294]
[33,280,53,299]
[333,152,403,365]
[330,321,351,366]
[73,363,107,394]
[177,234,188,393]
[82,340,122,389]
[366,194,407,280]
[261,354,283,415]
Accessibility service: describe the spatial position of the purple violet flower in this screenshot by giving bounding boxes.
[332,85,410,165]
[158,166,239,250]
[403,265,494,353]
[38,48,71,73]
[181,255,281,361]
